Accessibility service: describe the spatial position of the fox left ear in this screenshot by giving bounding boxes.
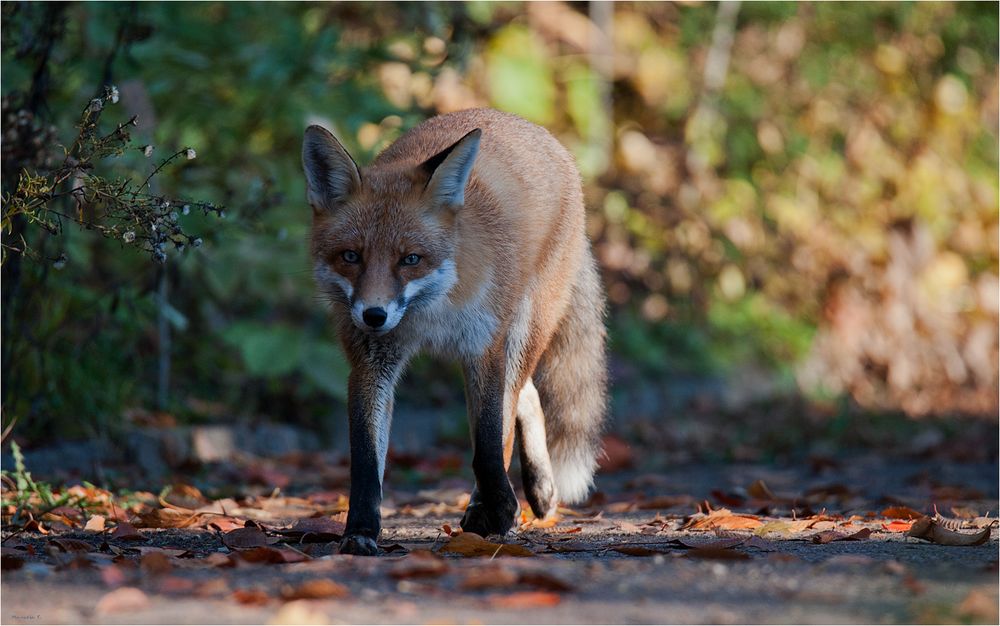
[420,128,481,208]
[302,125,361,213]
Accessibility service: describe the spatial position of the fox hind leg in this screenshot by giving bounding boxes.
[516,378,558,519]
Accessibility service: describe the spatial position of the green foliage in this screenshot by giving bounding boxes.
[1,1,996,443]
[1,441,73,514]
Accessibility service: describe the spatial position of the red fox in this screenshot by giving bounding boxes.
[302,109,607,555]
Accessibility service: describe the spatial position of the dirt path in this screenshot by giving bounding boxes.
[3,456,997,625]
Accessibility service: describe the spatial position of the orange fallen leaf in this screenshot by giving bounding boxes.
[882,520,914,532]
[519,515,561,530]
[684,508,763,531]
[881,506,924,520]
[85,515,106,532]
[280,579,349,600]
[488,591,562,609]
[439,532,534,557]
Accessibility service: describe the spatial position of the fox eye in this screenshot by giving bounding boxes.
[341,250,361,264]
[401,254,421,266]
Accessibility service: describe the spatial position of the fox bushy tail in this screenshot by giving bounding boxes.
[532,250,608,504]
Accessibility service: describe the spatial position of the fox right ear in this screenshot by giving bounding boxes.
[302,125,361,212]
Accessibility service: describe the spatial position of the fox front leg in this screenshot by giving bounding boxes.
[460,348,520,537]
[340,354,404,556]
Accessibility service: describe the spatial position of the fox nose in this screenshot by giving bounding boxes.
[362,307,388,329]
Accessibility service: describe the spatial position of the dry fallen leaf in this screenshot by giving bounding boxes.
[389,550,449,579]
[487,591,562,608]
[49,538,94,553]
[161,483,209,510]
[610,544,670,556]
[234,546,309,564]
[95,587,150,614]
[110,521,143,541]
[675,537,746,550]
[278,516,346,542]
[222,527,277,550]
[907,517,990,546]
[85,515,106,532]
[685,547,751,560]
[439,532,534,557]
[812,528,872,544]
[881,506,924,520]
[459,564,519,590]
[683,508,763,531]
[616,521,643,533]
[280,579,349,600]
[882,520,915,533]
[136,508,199,529]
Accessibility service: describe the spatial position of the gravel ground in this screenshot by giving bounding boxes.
[3,455,997,625]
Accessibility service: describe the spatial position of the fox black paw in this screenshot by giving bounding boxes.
[339,534,379,556]
[460,495,519,537]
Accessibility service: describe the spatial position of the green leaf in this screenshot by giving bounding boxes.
[300,342,350,401]
[485,26,555,125]
[223,323,306,377]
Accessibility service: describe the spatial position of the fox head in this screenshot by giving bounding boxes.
[303,124,480,334]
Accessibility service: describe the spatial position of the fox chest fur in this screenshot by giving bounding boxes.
[307,108,585,366]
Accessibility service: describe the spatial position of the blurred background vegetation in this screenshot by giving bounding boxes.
[2,1,997,449]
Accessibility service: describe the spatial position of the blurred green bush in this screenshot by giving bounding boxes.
[2,1,996,443]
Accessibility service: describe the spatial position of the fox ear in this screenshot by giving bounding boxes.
[421,128,481,208]
[302,125,361,212]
